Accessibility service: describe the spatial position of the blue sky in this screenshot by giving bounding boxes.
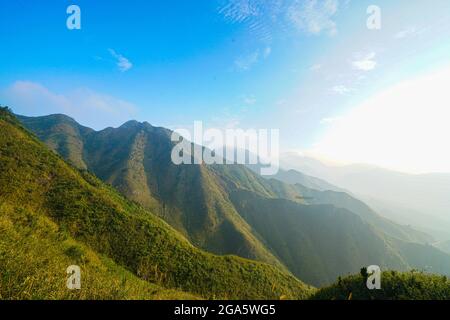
[2,0,450,172]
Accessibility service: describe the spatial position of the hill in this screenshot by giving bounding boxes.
[18,113,450,287]
[1,107,312,299]
[311,270,450,300]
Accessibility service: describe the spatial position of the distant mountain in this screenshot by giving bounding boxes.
[19,113,450,287]
[280,152,450,241]
[247,164,346,193]
[291,182,431,244]
[250,166,432,244]
[1,108,311,299]
[436,240,450,255]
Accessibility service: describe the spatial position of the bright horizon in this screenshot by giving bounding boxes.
[307,63,450,174]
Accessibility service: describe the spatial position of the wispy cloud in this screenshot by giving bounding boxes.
[234,46,271,71]
[263,46,272,58]
[394,26,428,40]
[287,0,340,35]
[1,81,138,129]
[310,64,322,71]
[235,50,260,71]
[243,94,257,105]
[218,0,343,38]
[320,116,343,124]
[109,49,133,72]
[332,85,353,95]
[218,0,260,23]
[352,52,377,71]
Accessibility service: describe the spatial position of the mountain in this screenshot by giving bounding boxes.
[248,165,346,193]
[289,182,432,244]
[310,270,450,300]
[249,165,432,244]
[229,190,406,285]
[1,108,312,299]
[436,241,450,255]
[280,152,450,242]
[18,113,450,287]
[18,114,288,270]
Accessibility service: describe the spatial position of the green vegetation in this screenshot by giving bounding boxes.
[18,112,450,288]
[229,189,407,286]
[1,107,312,300]
[0,203,196,300]
[19,114,287,269]
[292,183,432,244]
[311,270,450,300]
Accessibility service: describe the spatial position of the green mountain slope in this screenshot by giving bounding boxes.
[19,114,287,270]
[311,270,450,300]
[292,184,432,244]
[251,165,433,244]
[229,189,408,285]
[18,113,450,287]
[1,108,312,299]
[0,202,196,300]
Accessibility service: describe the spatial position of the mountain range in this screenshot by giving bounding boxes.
[280,152,450,241]
[0,107,312,299]
[15,112,450,288]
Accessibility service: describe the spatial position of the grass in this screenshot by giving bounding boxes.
[0,203,197,300]
[0,107,312,300]
[310,270,450,300]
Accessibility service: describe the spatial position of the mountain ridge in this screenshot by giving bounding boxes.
[18,112,450,287]
[2,107,312,299]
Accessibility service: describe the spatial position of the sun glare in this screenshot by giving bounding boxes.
[312,65,450,174]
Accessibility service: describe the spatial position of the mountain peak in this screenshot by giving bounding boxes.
[119,120,155,131]
[120,119,141,128]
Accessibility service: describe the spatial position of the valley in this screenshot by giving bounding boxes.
[15,110,450,288]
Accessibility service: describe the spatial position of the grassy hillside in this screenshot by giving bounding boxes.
[0,202,196,300]
[18,113,450,288]
[311,270,450,300]
[1,108,312,300]
[229,190,408,286]
[19,114,286,270]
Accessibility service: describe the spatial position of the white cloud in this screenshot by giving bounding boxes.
[235,50,260,71]
[1,81,138,130]
[109,49,133,72]
[219,0,342,37]
[311,64,450,173]
[263,46,272,58]
[332,85,353,95]
[320,116,343,124]
[243,95,257,105]
[287,0,340,35]
[219,0,260,23]
[234,46,271,71]
[352,52,377,71]
[310,64,322,71]
[394,26,428,40]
